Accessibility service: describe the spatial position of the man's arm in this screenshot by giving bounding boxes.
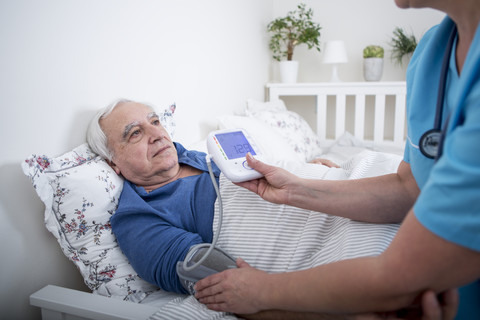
[111,190,205,294]
[113,215,202,294]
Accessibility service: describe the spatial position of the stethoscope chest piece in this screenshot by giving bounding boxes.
[418,23,457,161]
[419,129,442,159]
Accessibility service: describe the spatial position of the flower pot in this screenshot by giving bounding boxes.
[279,60,299,83]
[363,58,383,81]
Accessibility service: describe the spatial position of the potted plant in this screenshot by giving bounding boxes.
[390,27,417,66]
[267,3,322,83]
[363,45,384,81]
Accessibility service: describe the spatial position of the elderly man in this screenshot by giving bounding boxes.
[87,99,220,294]
[87,99,456,320]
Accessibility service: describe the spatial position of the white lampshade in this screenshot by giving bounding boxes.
[322,40,348,64]
[322,40,348,82]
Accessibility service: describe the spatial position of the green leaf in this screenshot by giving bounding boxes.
[390,27,417,66]
[267,3,322,61]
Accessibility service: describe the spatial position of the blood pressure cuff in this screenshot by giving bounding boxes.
[176,245,237,295]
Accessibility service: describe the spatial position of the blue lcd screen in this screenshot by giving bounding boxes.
[215,131,257,160]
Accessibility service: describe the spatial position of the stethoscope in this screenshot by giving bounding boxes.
[419,24,458,160]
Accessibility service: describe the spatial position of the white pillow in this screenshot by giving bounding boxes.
[246,98,288,113]
[217,115,303,164]
[159,103,176,138]
[20,104,176,302]
[245,101,323,162]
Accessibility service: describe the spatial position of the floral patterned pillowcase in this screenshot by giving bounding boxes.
[22,144,159,302]
[246,100,323,162]
[20,105,176,302]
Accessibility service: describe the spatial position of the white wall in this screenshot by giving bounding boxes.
[270,0,445,131]
[0,1,446,319]
[0,1,272,319]
[272,0,445,82]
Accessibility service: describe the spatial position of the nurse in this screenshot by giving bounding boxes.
[195,0,480,319]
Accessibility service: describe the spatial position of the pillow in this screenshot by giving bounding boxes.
[245,98,288,114]
[245,100,323,162]
[159,103,176,138]
[20,104,176,302]
[22,144,160,302]
[217,115,303,164]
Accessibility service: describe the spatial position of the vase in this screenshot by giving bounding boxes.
[279,60,299,83]
[363,58,383,81]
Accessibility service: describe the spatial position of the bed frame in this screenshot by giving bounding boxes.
[30,285,161,320]
[266,81,407,149]
[30,81,407,320]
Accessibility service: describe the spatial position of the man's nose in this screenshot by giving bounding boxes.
[147,125,166,143]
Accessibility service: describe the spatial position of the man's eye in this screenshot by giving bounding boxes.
[152,119,160,125]
[130,130,141,139]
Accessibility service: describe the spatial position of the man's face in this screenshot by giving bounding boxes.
[100,101,179,187]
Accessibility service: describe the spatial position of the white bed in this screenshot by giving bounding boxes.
[23,82,407,320]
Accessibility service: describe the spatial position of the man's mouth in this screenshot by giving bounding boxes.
[152,145,169,158]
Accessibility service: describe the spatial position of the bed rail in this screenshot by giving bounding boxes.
[266,82,407,148]
[30,285,160,320]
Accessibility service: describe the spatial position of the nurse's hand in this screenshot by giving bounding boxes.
[240,292,458,320]
[235,153,302,206]
[347,289,459,320]
[195,258,268,315]
[196,257,459,320]
[419,289,458,320]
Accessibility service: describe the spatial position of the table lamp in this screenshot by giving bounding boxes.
[322,40,348,82]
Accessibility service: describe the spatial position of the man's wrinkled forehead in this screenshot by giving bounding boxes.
[101,102,156,137]
[121,111,159,139]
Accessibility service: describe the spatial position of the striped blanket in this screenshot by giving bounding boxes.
[150,150,402,320]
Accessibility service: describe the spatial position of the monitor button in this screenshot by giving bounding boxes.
[242,160,253,170]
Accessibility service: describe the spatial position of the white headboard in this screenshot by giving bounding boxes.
[266,82,407,149]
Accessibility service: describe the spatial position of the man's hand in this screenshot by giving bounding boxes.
[309,158,340,168]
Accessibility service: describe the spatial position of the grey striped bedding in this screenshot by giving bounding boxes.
[152,150,402,319]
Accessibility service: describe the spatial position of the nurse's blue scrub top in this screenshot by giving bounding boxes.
[404,17,480,319]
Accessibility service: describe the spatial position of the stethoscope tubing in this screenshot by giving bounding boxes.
[419,23,457,160]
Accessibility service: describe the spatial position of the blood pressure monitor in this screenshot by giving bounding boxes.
[177,129,262,293]
[207,129,264,182]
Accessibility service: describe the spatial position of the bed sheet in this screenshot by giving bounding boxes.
[140,148,403,320]
[315,131,404,165]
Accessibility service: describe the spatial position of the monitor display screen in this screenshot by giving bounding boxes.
[215,131,257,160]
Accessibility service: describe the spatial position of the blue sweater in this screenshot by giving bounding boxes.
[111,143,220,294]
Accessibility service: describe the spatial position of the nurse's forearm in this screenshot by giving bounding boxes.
[259,256,414,314]
[239,310,350,320]
[287,162,418,223]
[257,213,480,314]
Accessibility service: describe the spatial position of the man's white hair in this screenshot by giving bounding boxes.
[86,98,154,161]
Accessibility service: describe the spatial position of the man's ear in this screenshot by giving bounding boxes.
[106,159,122,176]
